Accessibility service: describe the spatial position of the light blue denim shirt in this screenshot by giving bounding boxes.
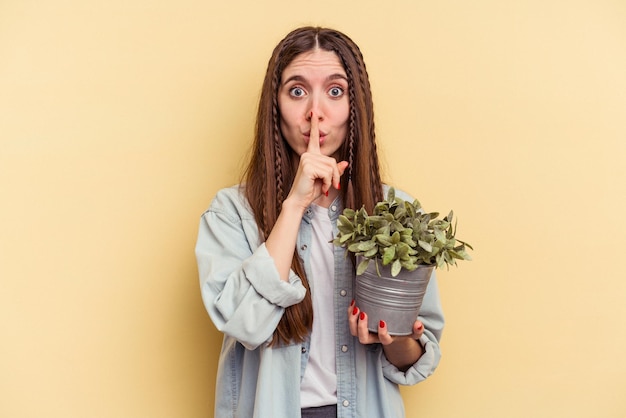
[195,185,444,418]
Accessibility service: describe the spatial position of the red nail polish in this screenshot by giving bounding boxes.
[359,312,365,321]
[350,299,355,306]
[325,190,329,197]
[352,306,358,315]
[379,320,385,328]
[337,182,341,190]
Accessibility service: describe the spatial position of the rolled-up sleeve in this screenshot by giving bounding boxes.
[242,245,306,307]
[195,187,306,350]
[381,271,444,385]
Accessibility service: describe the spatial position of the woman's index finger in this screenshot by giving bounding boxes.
[307,111,321,154]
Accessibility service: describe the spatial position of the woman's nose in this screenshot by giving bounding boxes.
[306,98,323,120]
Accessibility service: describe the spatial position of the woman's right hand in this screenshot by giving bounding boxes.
[286,111,349,209]
[266,112,348,280]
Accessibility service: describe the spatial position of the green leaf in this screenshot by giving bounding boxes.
[337,214,353,225]
[396,244,409,258]
[375,234,393,246]
[339,233,354,243]
[382,245,396,265]
[376,225,391,236]
[418,240,433,252]
[356,258,370,275]
[391,259,402,277]
[391,220,404,231]
[343,208,356,218]
[357,240,376,251]
[434,228,446,243]
[363,247,378,258]
[400,259,418,271]
[436,253,445,269]
[394,204,406,220]
[400,234,416,247]
[454,247,472,261]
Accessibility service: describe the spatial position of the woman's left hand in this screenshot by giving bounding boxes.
[348,300,425,370]
[348,301,424,345]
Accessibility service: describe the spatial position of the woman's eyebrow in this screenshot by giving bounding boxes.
[327,73,348,82]
[282,75,306,85]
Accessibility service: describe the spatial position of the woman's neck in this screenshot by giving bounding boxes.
[313,187,339,208]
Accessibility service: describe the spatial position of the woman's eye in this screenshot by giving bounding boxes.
[289,87,306,97]
[329,86,345,97]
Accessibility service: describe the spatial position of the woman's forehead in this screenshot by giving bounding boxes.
[282,49,346,78]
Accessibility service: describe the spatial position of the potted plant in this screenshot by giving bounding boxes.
[333,187,472,335]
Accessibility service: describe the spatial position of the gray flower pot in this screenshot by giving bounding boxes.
[355,260,434,336]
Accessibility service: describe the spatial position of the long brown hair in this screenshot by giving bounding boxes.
[242,26,384,345]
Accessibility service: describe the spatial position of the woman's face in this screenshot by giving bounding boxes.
[278,49,349,159]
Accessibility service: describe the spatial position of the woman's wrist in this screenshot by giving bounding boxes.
[382,336,423,371]
[281,195,309,215]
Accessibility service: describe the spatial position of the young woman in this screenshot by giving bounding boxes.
[195,26,444,418]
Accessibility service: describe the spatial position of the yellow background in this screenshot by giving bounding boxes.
[1,0,625,417]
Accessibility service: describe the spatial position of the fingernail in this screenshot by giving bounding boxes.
[350,299,355,306]
[325,190,329,197]
[359,312,365,321]
[379,320,385,328]
[337,182,341,190]
[352,306,358,315]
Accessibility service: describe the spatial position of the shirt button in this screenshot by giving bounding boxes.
[342,400,350,407]
[301,346,307,353]
[331,205,337,211]
[300,244,307,251]
[339,289,347,297]
[341,345,348,353]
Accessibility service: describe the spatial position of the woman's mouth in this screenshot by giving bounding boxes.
[304,131,328,143]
